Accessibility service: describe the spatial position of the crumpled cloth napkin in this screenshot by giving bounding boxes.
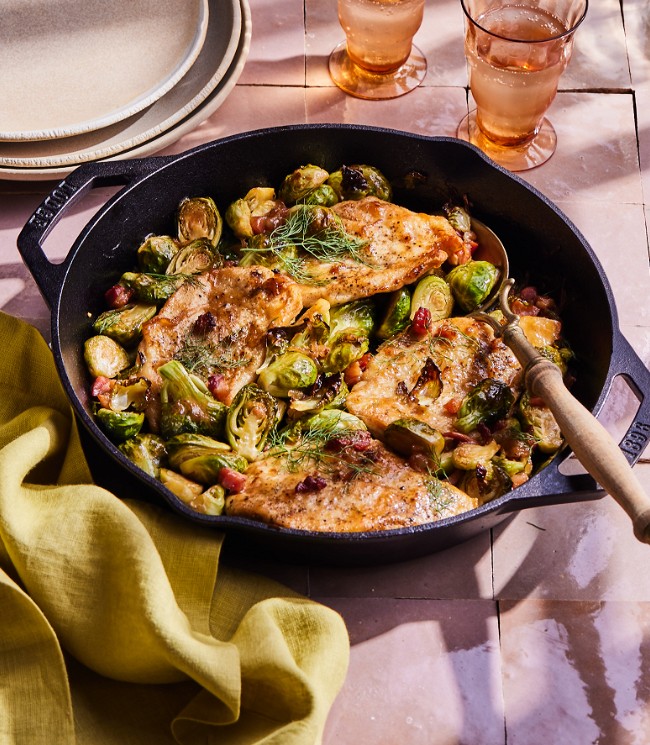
[0,312,349,745]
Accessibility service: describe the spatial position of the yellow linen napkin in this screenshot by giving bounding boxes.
[0,311,349,745]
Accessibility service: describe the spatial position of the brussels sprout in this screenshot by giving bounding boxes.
[257,351,319,397]
[376,288,411,340]
[166,433,232,469]
[159,467,204,501]
[166,238,219,275]
[289,373,348,417]
[96,408,145,443]
[84,335,130,379]
[459,462,512,503]
[519,392,563,453]
[179,451,248,486]
[226,384,281,461]
[451,439,500,470]
[256,327,291,374]
[158,360,227,439]
[177,196,223,247]
[455,379,515,434]
[383,418,445,465]
[239,233,300,271]
[447,260,500,313]
[93,303,157,347]
[539,345,573,376]
[492,455,527,478]
[278,165,330,205]
[327,165,392,202]
[322,300,374,373]
[119,434,167,478]
[443,201,472,233]
[410,275,453,322]
[301,184,339,207]
[119,272,188,304]
[194,485,226,515]
[281,408,367,446]
[225,187,279,239]
[102,377,150,412]
[136,235,179,274]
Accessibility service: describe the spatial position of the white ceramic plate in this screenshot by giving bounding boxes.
[0,0,209,141]
[0,0,242,170]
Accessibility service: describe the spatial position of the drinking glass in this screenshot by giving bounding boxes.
[457,0,588,171]
[328,0,427,100]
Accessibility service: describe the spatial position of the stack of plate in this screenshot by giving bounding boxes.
[0,0,251,181]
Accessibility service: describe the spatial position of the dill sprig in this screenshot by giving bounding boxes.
[241,205,372,284]
[424,475,454,515]
[174,336,250,374]
[268,414,377,478]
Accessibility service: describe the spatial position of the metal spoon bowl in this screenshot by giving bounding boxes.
[469,218,510,312]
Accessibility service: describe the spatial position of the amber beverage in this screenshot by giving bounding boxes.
[458,0,588,170]
[339,0,425,73]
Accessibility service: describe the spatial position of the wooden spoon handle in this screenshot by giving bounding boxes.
[508,330,650,543]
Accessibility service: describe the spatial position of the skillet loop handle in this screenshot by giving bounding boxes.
[505,324,650,545]
[16,158,164,309]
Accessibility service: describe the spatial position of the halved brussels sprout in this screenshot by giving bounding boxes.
[136,235,179,274]
[158,360,227,439]
[92,303,157,347]
[119,272,188,304]
[194,485,226,515]
[166,238,219,275]
[455,378,514,434]
[179,451,248,485]
[447,260,499,313]
[257,351,319,397]
[443,201,472,233]
[451,439,500,470]
[288,373,348,417]
[327,165,392,202]
[278,165,330,205]
[166,433,232,469]
[539,345,573,376]
[226,384,280,461]
[84,335,130,379]
[459,461,512,503]
[323,300,375,373]
[376,288,411,340]
[410,275,453,322]
[519,392,563,453]
[96,408,145,443]
[102,377,150,413]
[177,197,223,246]
[159,467,204,501]
[383,418,445,466]
[119,434,167,478]
[225,187,278,239]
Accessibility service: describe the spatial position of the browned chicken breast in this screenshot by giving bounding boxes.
[137,266,303,427]
[295,196,466,306]
[346,315,561,437]
[225,434,477,532]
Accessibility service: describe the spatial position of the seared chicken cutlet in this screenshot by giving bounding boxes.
[137,266,302,428]
[295,196,465,306]
[346,316,561,437]
[225,434,477,532]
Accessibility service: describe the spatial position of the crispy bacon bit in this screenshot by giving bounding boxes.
[250,203,289,234]
[411,307,432,336]
[325,429,373,452]
[443,430,475,443]
[511,472,530,488]
[218,467,246,493]
[295,475,328,494]
[444,398,463,415]
[520,286,538,303]
[357,352,372,371]
[344,360,364,387]
[193,311,217,335]
[104,284,133,309]
[535,295,556,313]
[510,297,540,317]
[207,374,231,404]
[91,376,113,397]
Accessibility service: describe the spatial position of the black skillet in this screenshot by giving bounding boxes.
[17,124,650,564]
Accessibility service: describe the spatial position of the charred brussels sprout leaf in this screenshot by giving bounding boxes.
[327,165,392,202]
[447,260,499,313]
[166,238,220,275]
[84,335,130,379]
[103,377,150,413]
[257,351,319,397]
[136,235,179,274]
[179,451,248,486]
[519,392,563,453]
[119,434,167,478]
[166,433,232,468]
[323,300,375,373]
[459,461,512,503]
[119,272,189,304]
[278,164,330,205]
[92,303,157,347]
[289,373,348,417]
[177,197,223,246]
[96,408,145,443]
[442,201,472,233]
[410,275,453,322]
[452,439,500,470]
[376,288,411,340]
[159,360,227,439]
[226,384,280,461]
[455,379,514,434]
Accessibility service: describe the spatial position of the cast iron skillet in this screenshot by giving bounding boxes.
[17,124,650,564]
